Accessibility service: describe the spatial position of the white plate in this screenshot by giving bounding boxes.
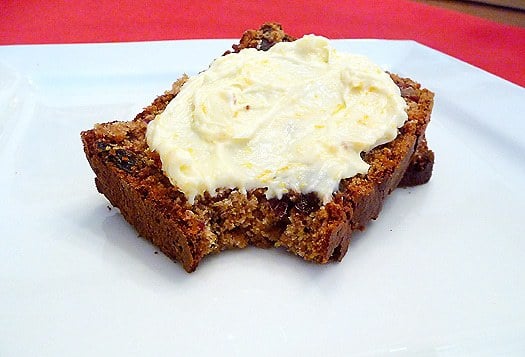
[1,39,524,357]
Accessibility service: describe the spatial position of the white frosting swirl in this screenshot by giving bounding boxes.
[146,35,407,204]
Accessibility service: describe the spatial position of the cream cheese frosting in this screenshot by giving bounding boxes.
[146,35,408,204]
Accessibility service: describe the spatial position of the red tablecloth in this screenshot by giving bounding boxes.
[2,0,524,87]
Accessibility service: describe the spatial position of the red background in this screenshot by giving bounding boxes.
[1,0,524,86]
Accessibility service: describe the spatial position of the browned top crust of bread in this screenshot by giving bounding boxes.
[81,23,434,272]
[226,22,296,54]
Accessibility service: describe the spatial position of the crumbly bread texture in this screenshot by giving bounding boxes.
[81,23,434,272]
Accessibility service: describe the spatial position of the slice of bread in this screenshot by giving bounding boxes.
[81,23,434,272]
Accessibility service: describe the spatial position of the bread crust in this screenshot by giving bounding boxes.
[81,23,434,272]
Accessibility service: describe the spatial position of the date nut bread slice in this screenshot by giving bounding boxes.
[81,23,434,272]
